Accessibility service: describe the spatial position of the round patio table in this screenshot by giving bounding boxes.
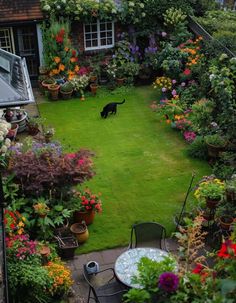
[114,247,169,288]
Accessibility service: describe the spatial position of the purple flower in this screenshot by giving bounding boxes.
[162,87,167,92]
[172,79,177,84]
[171,89,177,96]
[161,31,167,37]
[183,131,196,143]
[159,272,179,293]
[181,82,186,87]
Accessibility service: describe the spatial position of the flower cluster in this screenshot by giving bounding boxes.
[4,210,26,236]
[179,37,203,67]
[183,130,196,143]
[33,202,50,216]
[194,177,225,202]
[158,272,179,293]
[0,120,11,156]
[72,188,102,212]
[70,75,90,92]
[217,240,236,258]
[174,116,192,130]
[153,76,172,91]
[45,261,73,296]
[6,234,37,260]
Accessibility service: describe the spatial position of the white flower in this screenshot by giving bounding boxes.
[129,1,134,7]
[0,131,4,137]
[43,4,51,11]
[56,5,61,9]
[139,3,144,8]
[1,145,7,153]
[5,138,11,147]
[0,135,3,142]
[141,12,146,17]
[209,74,215,81]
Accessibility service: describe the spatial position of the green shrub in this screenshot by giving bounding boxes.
[213,30,236,53]
[186,136,208,160]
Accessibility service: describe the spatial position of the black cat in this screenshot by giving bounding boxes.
[100,99,126,118]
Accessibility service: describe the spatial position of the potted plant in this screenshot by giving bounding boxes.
[27,116,44,136]
[205,134,228,158]
[194,176,225,209]
[71,75,89,99]
[70,188,102,225]
[90,63,101,82]
[42,77,56,90]
[43,126,55,143]
[116,66,125,85]
[39,65,49,75]
[60,81,74,99]
[48,83,60,101]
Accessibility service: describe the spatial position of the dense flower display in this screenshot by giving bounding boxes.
[6,234,37,260]
[194,176,225,201]
[4,210,25,236]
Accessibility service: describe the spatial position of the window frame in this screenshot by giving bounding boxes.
[83,20,114,51]
[0,27,15,53]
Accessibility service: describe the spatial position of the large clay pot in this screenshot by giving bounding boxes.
[60,90,73,100]
[48,84,60,101]
[74,210,95,225]
[116,78,125,86]
[70,222,89,243]
[90,84,98,95]
[206,142,227,158]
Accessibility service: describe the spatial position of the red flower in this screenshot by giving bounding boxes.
[183,69,191,76]
[71,49,77,57]
[10,223,15,229]
[218,240,236,258]
[192,263,204,274]
[55,35,63,44]
[59,28,65,36]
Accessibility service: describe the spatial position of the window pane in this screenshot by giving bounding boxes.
[106,23,112,30]
[107,38,112,45]
[92,39,98,47]
[101,38,107,46]
[100,23,105,31]
[107,31,112,37]
[100,32,106,38]
[92,24,97,32]
[86,41,91,47]
[85,33,91,40]
[92,33,97,39]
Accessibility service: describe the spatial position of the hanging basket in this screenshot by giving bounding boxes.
[206,198,220,209]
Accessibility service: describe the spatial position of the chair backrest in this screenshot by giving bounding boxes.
[130,222,166,249]
[83,264,99,302]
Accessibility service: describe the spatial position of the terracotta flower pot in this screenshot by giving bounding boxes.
[219,215,234,230]
[206,198,220,209]
[90,84,98,95]
[74,210,95,225]
[206,142,227,158]
[48,84,60,101]
[60,90,73,100]
[116,78,125,86]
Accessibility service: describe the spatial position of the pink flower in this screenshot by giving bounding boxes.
[172,79,177,84]
[183,69,191,76]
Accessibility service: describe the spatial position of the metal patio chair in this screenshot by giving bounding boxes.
[83,264,127,303]
[128,222,168,250]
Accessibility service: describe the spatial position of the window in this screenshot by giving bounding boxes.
[84,20,114,50]
[0,28,15,53]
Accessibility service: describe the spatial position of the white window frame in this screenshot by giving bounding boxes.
[0,27,15,53]
[83,20,114,51]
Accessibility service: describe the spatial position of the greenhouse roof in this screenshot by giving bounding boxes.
[0,48,34,108]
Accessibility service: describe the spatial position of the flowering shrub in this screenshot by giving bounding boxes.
[70,188,102,212]
[194,176,225,202]
[159,272,179,292]
[7,147,95,198]
[33,202,50,216]
[157,97,184,124]
[4,210,25,236]
[44,261,73,296]
[0,119,11,165]
[42,20,79,80]
[6,234,37,260]
[174,116,192,131]
[179,36,204,68]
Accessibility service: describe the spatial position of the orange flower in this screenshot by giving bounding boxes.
[64,47,69,52]
[74,65,80,72]
[70,57,76,63]
[54,57,61,64]
[166,119,171,124]
[59,63,65,71]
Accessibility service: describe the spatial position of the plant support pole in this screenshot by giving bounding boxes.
[0,173,9,303]
[175,172,196,231]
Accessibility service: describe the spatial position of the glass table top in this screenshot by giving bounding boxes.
[114,247,169,288]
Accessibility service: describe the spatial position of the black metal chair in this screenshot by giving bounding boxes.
[83,264,127,303]
[128,222,168,250]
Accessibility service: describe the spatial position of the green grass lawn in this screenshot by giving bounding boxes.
[39,85,210,253]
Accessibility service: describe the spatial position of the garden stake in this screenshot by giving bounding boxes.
[175,172,195,231]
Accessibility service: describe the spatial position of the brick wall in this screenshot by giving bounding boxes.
[0,218,5,303]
